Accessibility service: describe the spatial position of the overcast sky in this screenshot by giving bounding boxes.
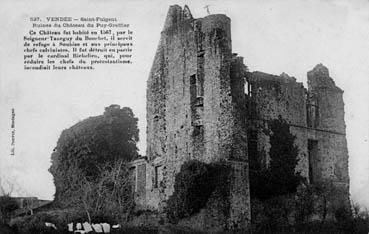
[0,0,368,208]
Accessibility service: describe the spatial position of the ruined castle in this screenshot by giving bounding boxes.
[129,5,349,230]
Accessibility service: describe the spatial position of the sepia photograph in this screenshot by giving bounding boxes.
[0,0,368,233]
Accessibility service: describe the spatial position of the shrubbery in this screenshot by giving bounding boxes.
[53,159,134,224]
[247,116,368,233]
[251,196,295,233]
[49,105,139,204]
[251,181,369,234]
[165,160,231,224]
[4,105,139,233]
[250,117,303,200]
[10,208,85,234]
[47,105,138,224]
[0,195,19,223]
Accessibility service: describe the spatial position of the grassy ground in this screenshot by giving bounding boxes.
[4,224,368,234]
[0,222,16,234]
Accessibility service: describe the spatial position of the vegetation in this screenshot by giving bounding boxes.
[0,184,19,234]
[295,181,348,223]
[49,105,139,205]
[8,105,139,233]
[250,116,303,200]
[6,109,369,233]
[165,160,231,224]
[251,181,369,233]
[44,105,138,226]
[60,159,134,224]
[0,195,18,234]
[0,195,18,223]
[10,208,84,234]
[248,117,368,233]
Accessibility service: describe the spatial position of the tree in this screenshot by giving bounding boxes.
[165,160,231,224]
[49,105,139,205]
[60,159,134,223]
[0,196,18,223]
[0,184,18,224]
[250,116,303,200]
[166,160,213,223]
[268,117,302,196]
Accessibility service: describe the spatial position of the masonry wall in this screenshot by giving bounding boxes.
[246,64,349,202]
[307,64,349,199]
[144,4,349,229]
[247,71,309,178]
[146,5,250,230]
[146,5,197,209]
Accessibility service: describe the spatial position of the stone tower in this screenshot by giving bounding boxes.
[307,64,349,196]
[146,5,250,230]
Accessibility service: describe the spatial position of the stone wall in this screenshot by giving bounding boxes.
[141,4,349,230]
[307,64,349,201]
[246,64,349,203]
[247,71,309,178]
[145,5,250,230]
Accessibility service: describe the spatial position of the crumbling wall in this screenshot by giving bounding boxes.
[307,64,349,201]
[245,64,349,205]
[247,71,309,178]
[146,5,250,230]
[145,4,349,230]
[146,5,198,209]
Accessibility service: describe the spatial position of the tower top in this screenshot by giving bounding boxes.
[307,63,342,92]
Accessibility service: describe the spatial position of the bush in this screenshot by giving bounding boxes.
[165,160,231,224]
[250,117,303,201]
[251,196,295,233]
[166,160,212,223]
[49,105,139,204]
[56,159,134,224]
[294,181,350,223]
[0,195,19,223]
[0,222,15,234]
[47,105,137,225]
[333,203,369,234]
[10,208,85,234]
[293,183,369,233]
[334,205,355,232]
[251,182,369,234]
[352,205,369,234]
[295,183,315,224]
